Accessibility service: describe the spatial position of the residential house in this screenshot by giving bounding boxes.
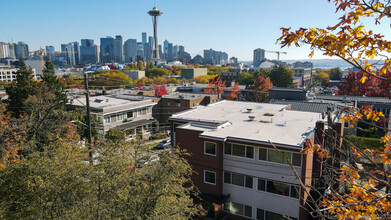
[70,94,157,140]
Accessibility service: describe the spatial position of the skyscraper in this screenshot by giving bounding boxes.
[80,39,97,64]
[167,43,173,62]
[136,42,143,61]
[15,42,29,59]
[100,36,114,63]
[173,45,179,59]
[203,49,228,65]
[124,39,137,63]
[113,35,123,63]
[67,42,80,66]
[253,48,265,65]
[45,45,55,61]
[163,39,169,60]
[142,32,147,45]
[0,42,15,59]
[147,36,154,61]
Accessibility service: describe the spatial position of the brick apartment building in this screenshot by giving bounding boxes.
[152,92,218,127]
[169,101,330,219]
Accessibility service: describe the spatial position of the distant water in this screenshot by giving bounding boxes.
[313,65,353,70]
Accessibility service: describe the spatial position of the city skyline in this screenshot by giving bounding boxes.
[1,0,390,61]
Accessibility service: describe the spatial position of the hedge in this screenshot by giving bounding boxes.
[343,135,385,150]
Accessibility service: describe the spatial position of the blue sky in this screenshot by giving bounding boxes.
[1,0,389,61]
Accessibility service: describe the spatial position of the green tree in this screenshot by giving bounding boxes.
[0,139,203,219]
[268,65,294,88]
[5,59,38,117]
[316,71,330,88]
[327,67,342,80]
[105,129,125,142]
[41,58,67,108]
[145,68,172,78]
[137,60,144,70]
[146,60,155,69]
[238,72,255,85]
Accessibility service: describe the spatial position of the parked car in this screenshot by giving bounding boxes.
[156,139,171,149]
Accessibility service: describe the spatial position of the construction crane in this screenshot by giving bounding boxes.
[265,50,287,61]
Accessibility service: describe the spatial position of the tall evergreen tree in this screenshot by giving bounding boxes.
[5,59,38,117]
[41,58,67,108]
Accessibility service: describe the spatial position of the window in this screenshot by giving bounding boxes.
[246,146,254,158]
[204,142,216,156]
[137,109,142,115]
[268,149,289,164]
[292,153,302,166]
[166,102,171,106]
[244,205,252,218]
[232,144,246,157]
[259,148,267,160]
[204,170,216,185]
[117,113,123,121]
[127,111,133,118]
[224,172,231,184]
[257,208,297,220]
[258,178,266,191]
[231,202,244,216]
[104,116,110,124]
[259,147,302,167]
[232,173,244,187]
[245,176,253,188]
[142,108,147,114]
[224,201,252,218]
[111,115,117,122]
[290,185,300,199]
[225,143,232,154]
[225,143,254,159]
[225,172,253,189]
[176,102,181,107]
[256,208,265,220]
[267,181,290,197]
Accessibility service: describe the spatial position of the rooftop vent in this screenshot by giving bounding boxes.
[179,95,184,99]
[263,113,274,116]
[94,99,104,103]
[246,108,253,113]
[248,116,255,121]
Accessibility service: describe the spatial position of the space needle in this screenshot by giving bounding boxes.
[148,7,163,65]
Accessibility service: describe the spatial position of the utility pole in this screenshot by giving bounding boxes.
[84,72,93,161]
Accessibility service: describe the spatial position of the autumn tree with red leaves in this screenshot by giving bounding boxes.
[249,76,273,102]
[339,70,391,97]
[225,82,242,100]
[153,81,168,96]
[204,76,226,99]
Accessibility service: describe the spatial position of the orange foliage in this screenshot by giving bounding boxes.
[225,82,241,100]
[204,76,226,95]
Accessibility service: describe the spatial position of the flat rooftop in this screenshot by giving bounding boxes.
[170,100,324,148]
[71,95,156,114]
[162,92,216,100]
